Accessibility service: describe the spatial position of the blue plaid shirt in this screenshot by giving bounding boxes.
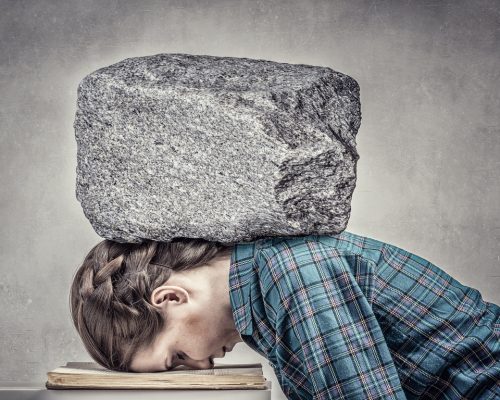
[228,231,500,399]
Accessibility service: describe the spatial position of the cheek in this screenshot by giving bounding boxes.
[185,311,211,341]
[185,311,218,350]
[185,309,203,330]
[186,304,218,330]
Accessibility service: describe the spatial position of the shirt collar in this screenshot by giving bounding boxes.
[228,239,266,337]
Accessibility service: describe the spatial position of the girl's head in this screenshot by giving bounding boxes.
[69,237,235,372]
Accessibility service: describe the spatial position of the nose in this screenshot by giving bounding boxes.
[179,356,213,370]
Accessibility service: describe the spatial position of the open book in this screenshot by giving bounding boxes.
[46,361,268,390]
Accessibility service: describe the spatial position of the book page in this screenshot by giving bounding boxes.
[57,362,263,376]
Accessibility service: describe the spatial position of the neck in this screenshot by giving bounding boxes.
[207,252,233,312]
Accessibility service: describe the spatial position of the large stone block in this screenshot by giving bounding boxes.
[74,53,361,244]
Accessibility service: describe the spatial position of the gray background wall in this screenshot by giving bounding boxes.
[1,1,498,399]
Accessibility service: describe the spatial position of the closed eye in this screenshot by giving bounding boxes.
[166,353,185,371]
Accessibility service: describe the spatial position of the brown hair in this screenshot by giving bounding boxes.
[69,237,234,372]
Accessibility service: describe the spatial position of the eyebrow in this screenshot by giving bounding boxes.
[165,357,171,371]
[165,353,174,371]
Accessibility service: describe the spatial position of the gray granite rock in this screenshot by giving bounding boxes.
[74,53,361,244]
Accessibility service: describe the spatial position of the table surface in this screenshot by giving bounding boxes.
[0,382,272,400]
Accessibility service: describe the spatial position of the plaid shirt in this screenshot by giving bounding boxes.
[228,231,500,399]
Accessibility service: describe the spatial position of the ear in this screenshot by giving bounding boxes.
[150,285,189,310]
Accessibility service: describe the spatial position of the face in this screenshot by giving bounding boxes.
[129,253,243,372]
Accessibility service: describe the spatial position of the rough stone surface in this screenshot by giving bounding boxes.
[74,53,361,244]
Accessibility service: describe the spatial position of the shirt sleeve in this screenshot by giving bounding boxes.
[256,244,407,400]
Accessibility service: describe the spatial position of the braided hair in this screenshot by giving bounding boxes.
[69,237,234,372]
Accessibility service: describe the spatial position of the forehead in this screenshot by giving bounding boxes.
[129,324,173,372]
[130,339,163,372]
